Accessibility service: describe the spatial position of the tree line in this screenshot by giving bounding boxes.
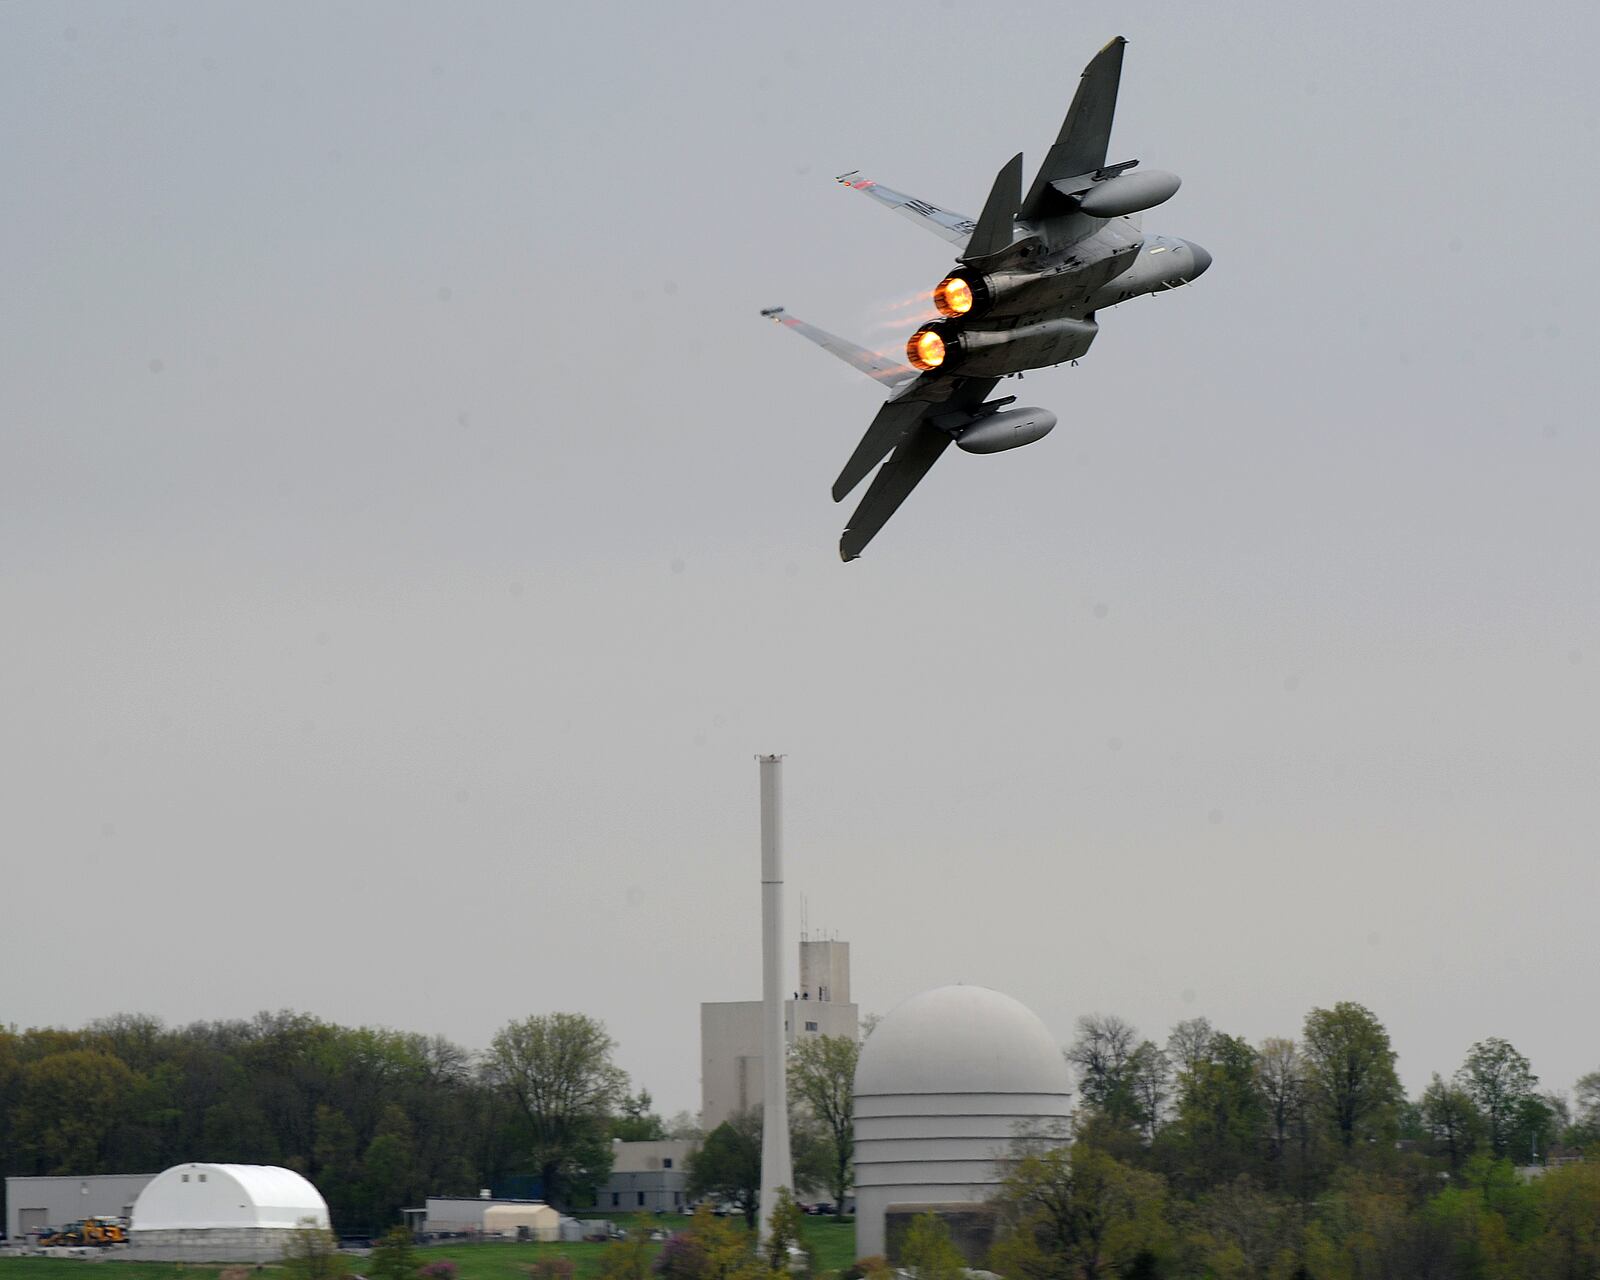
[0,1010,682,1235]
[987,1001,1600,1278]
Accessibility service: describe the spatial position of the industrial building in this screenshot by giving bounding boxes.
[482,1203,560,1241]
[4,1173,155,1240]
[852,985,1073,1262]
[701,937,858,1131]
[404,1195,557,1236]
[593,1139,695,1213]
[128,1162,330,1262]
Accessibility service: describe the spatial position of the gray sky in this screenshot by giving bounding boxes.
[5,0,1599,1118]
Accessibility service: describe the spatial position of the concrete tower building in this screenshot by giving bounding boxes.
[852,985,1073,1262]
[700,937,859,1132]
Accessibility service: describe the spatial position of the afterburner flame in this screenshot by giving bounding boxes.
[907,328,946,371]
[934,276,973,318]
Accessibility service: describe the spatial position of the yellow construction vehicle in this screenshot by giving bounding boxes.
[39,1218,127,1247]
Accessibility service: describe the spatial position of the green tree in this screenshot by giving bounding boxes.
[485,1012,628,1208]
[991,1143,1170,1280]
[1067,1014,1140,1127]
[12,1050,136,1172]
[1170,1033,1265,1186]
[370,1227,419,1280]
[688,1109,763,1228]
[1420,1073,1483,1170]
[762,1187,808,1275]
[671,1206,766,1280]
[1300,1002,1402,1150]
[1524,1161,1600,1279]
[1127,1042,1172,1146]
[898,1214,965,1280]
[611,1089,668,1142]
[1167,1018,1216,1079]
[1183,1177,1295,1280]
[1572,1070,1600,1143]
[279,1218,343,1280]
[788,1034,859,1217]
[1456,1038,1538,1159]
[598,1227,656,1280]
[1255,1038,1308,1175]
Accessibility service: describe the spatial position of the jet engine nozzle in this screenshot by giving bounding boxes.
[909,315,1099,378]
[934,274,977,318]
[932,267,1041,321]
[906,325,949,371]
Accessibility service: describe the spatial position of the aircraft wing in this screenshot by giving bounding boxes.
[761,307,916,389]
[838,375,999,561]
[1020,36,1127,221]
[834,171,977,246]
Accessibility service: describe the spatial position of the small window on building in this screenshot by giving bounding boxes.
[637,1192,646,1207]
[199,1174,207,1182]
[663,1158,672,1169]
[181,1175,190,1183]
[805,1021,818,1032]
[612,1193,620,1207]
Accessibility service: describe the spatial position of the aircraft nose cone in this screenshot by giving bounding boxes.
[1186,241,1212,280]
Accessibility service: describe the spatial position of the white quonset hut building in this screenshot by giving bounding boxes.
[853,985,1073,1263]
[129,1163,330,1262]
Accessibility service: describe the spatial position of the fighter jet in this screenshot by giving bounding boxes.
[765,37,1211,561]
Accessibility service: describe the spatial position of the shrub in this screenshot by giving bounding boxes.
[529,1259,577,1280]
[654,1232,709,1280]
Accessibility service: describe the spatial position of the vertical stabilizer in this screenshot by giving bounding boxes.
[961,152,1024,261]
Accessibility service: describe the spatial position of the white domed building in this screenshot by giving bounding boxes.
[129,1163,330,1261]
[853,985,1072,1261]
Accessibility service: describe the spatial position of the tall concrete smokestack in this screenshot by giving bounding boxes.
[757,754,793,1242]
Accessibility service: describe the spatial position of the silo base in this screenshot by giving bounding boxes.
[885,1203,997,1267]
[129,1228,308,1262]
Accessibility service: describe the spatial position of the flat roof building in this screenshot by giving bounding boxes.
[593,1139,695,1215]
[702,938,858,1131]
[4,1173,155,1240]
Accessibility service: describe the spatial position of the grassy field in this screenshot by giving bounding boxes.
[415,1214,855,1280]
[0,1217,857,1280]
[0,1262,228,1280]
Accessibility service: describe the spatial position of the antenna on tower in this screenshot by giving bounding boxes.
[801,894,809,942]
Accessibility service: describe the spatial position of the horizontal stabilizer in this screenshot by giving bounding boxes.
[840,426,952,561]
[962,153,1023,261]
[1020,36,1126,221]
[833,397,926,502]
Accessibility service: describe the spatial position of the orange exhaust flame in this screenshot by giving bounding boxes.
[907,328,946,371]
[933,276,973,318]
